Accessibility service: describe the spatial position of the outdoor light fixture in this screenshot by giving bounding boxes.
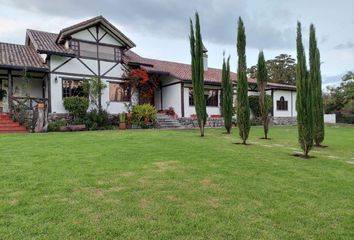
[54,77,58,83]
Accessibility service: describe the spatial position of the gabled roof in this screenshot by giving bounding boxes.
[26,29,75,57]
[0,42,48,71]
[56,15,136,49]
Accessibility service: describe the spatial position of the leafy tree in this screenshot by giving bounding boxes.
[236,17,251,144]
[256,51,270,139]
[82,76,107,110]
[296,22,314,158]
[222,54,232,134]
[189,12,207,137]
[309,24,324,146]
[247,54,296,85]
[324,72,354,123]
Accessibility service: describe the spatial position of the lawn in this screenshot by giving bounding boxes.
[0,125,353,239]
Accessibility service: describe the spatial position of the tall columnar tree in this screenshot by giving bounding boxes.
[190,12,207,137]
[309,24,325,146]
[236,17,251,144]
[222,54,233,134]
[256,51,270,139]
[296,22,314,158]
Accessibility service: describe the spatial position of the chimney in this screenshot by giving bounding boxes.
[203,44,208,71]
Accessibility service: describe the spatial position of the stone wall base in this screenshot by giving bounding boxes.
[272,117,297,125]
[178,117,224,128]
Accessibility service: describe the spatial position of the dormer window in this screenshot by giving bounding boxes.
[69,39,122,62]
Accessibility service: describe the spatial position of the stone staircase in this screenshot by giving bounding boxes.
[0,113,28,133]
[155,113,183,129]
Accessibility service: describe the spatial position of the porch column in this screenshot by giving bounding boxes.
[46,73,52,113]
[181,82,185,117]
[8,70,13,113]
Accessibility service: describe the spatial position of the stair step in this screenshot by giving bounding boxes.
[0,122,21,127]
[0,130,28,134]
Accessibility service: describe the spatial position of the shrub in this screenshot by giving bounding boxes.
[248,95,272,118]
[63,96,89,121]
[47,119,67,132]
[132,104,157,128]
[85,109,112,130]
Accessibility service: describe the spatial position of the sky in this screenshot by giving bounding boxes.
[0,0,353,88]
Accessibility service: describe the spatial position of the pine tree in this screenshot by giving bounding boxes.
[189,12,207,137]
[296,22,314,158]
[256,51,269,139]
[222,54,232,134]
[309,24,325,146]
[236,17,251,144]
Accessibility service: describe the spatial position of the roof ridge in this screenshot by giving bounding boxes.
[27,29,58,35]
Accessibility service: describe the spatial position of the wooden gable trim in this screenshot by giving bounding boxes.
[51,57,73,73]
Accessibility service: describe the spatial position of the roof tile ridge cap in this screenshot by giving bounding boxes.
[26,29,40,50]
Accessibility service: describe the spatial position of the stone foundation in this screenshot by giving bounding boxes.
[178,117,224,128]
[48,113,72,122]
[272,117,297,125]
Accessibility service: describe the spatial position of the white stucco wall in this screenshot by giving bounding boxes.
[272,90,297,117]
[162,83,182,117]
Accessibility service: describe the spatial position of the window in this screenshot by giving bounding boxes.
[205,90,218,107]
[189,88,219,107]
[109,82,130,102]
[79,41,97,58]
[69,40,122,62]
[276,96,288,110]
[69,40,79,54]
[62,79,85,98]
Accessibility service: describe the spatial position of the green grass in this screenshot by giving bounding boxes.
[0,125,353,239]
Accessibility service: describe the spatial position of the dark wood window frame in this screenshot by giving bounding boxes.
[188,88,219,107]
[109,82,131,102]
[62,78,86,98]
[276,96,288,111]
[69,39,123,63]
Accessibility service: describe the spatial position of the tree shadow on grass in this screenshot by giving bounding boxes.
[233,142,252,146]
[259,137,272,140]
[314,145,328,149]
[292,153,315,159]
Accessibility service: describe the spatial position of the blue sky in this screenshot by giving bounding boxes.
[0,0,353,88]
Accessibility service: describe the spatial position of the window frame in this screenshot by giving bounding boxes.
[69,39,123,62]
[109,82,131,102]
[62,78,86,99]
[276,96,288,111]
[188,88,219,107]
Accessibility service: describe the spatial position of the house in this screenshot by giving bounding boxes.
[0,15,297,127]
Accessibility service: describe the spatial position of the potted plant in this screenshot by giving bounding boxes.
[119,112,126,130]
[124,103,133,129]
[0,89,7,112]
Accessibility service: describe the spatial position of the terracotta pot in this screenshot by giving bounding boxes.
[119,122,126,130]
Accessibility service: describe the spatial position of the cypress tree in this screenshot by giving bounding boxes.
[296,22,314,158]
[309,24,325,146]
[189,12,207,137]
[256,51,269,139]
[236,17,251,144]
[222,54,232,134]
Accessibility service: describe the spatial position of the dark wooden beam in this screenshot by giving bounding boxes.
[8,70,13,114]
[160,85,163,110]
[51,58,73,73]
[101,62,119,77]
[181,82,185,117]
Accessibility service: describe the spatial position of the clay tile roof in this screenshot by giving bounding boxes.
[26,29,75,56]
[0,42,48,71]
[125,50,296,90]
[56,15,136,48]
[124,50,236,83]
